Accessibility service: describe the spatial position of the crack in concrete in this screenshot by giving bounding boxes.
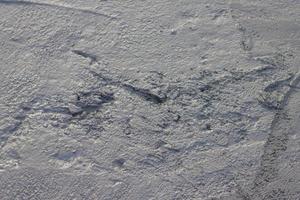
[252,72,300,199]
[72,50,168,105]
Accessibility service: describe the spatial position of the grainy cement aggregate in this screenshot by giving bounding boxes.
[0,0,299,199]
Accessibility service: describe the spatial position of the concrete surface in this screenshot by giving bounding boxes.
[0,0,299,199]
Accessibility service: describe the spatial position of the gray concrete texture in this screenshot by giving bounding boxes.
[0,0,299,199]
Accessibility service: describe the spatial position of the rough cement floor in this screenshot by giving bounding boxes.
[0,0,299,199]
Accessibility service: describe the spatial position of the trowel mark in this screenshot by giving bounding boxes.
[0,0,118,20]
[0,103,34,148]
[252,73,300,199]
